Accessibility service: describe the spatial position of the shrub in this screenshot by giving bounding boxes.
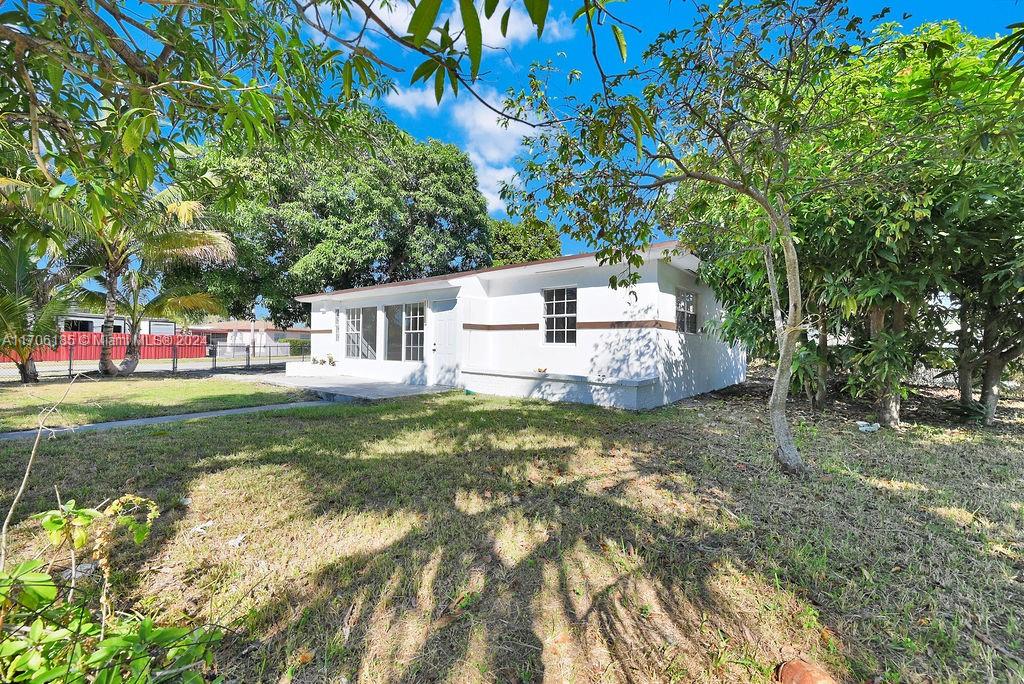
[279,338,310,356]
[0,496,222,683]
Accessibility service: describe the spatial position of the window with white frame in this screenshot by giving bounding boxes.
[404,303,425,361]
[543,287,577,344]
[384,303,425,361]
[345,307,377,359]
[676,290,699,333]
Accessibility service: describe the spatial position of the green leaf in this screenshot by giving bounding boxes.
[29,663,69,683]
[122,118,144,156]
[434,66,445,104]
[628,108,643,161]
[500,8,511,36]
[342,60,353,99]
[410,58,439,84]
[523,0,548,37]
[408,0,443,46]
[484,0,499,19]
[460,0,482,79]
[611,24,627,62]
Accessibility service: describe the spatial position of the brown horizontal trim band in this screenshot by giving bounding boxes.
[463,323,540,331]
[305,329,332,333]
[578,320,676,330]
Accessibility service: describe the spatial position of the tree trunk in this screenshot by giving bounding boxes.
[16,357,38,383]
[813,309,829,409]
[768,215,806,475]
[869,304,902,428]
[878,393,901,428]
[979,357,1005,426]
[118,324,141,375]
[957,357,977,410]
[98,271,120,377]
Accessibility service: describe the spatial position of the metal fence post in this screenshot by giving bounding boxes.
[245,345,250,369]
[172,343,178,372]
[267,345,271,367]
[211,344,217,371]
[68,343,73,379]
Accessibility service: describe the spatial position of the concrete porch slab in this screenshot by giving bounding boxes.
[234,372,452,403]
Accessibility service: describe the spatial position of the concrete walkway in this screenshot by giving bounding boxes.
[225,372,451,402]
[0,373,451,442]
[0,400,328,441]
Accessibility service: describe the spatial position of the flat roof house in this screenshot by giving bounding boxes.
[288,241,746,410]
[189,320,312,345]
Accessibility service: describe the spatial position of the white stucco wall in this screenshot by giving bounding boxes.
[307,285,461,385]
[651,261,746,403]
[464,261,662,379]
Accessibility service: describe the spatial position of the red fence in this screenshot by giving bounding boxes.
[29,332,208,362]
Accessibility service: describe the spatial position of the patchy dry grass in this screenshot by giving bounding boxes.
[0,380,1021,683]
[0,374,310,431]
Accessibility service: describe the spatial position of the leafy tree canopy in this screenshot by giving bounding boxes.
[662,20,1023,424]
[0,0,635,231]
[487,217,561,267]
[167,126,515,325]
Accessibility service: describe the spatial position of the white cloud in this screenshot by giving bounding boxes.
[451,93,531,165]
[359,1,416,42]
[539,13,575,42]
[383,86,441,116]
[449,88,533,213]
[303,2,416,50]
[381,85,527,213]
[356,0,575,49]
[447,2,575,50]
[474,163,516,213]
[305,2,574,56]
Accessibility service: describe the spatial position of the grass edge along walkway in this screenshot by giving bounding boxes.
[0,400,329,441]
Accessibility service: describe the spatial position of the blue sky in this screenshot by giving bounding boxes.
[362,0,1015,255]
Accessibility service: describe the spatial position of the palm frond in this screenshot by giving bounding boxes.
[0,177,93,250]
[77,289,109,313]
[164,200,205,226]
[141,229,235,265]
[144,290,224,321]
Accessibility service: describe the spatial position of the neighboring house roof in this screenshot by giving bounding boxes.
[295,239,692,303]
[190,319,311,334]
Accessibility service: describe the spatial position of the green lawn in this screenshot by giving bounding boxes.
[0,375,311,431]
[1,385,1021,682]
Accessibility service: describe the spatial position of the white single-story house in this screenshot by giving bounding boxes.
[60,309,177,335]
[189,320,312,357]
[287,241,746,410]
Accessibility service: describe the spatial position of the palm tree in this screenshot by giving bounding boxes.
[80,265,224,374]
[5,168,235,376]
[0,233,95,382]
[74,187,234,376]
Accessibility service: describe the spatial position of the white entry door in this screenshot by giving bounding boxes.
[429,299,459,386]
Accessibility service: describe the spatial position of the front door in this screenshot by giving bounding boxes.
[430,299,458,386]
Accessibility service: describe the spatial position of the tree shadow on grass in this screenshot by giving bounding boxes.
[1,389,1021,682]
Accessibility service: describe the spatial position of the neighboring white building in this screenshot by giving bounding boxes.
[288,241,746,410]
[60,309,177,335]
[189,320,311,357]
